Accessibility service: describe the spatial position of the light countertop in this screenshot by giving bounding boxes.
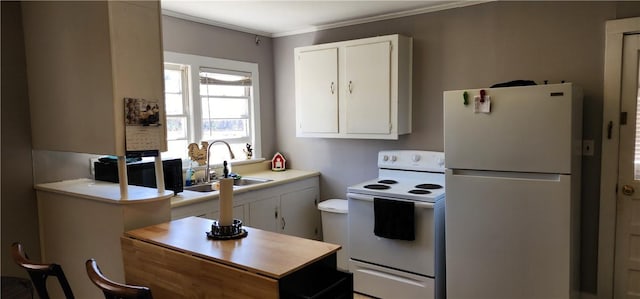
[123,216,339,278]
[34,160,319,207]
[34,178,174,204]
[171,167,320,208]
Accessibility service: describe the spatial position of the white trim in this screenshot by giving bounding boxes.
[598,16,640,299]
[163,51,262,159]
[161,1,492,38]
[162,9,273,37]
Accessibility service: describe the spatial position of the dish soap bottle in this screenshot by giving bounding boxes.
[185,162,195,186]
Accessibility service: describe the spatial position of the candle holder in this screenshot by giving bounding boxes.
[206,218,248,240]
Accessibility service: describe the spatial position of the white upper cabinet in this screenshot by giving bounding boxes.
[295,34,412,139]
[296,48,339,134]
[21,1,166,155]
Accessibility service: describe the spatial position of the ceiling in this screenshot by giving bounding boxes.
[160,1,486,37]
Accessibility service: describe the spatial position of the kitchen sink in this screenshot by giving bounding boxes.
[184,183,222,192]
[184,177,272,192]
[233,177,273,186]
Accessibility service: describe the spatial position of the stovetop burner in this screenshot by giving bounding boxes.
[415,183,443,190]
[408,189,432,195]
[347,150,445,203]
[378,179,398,184]
[364,184,391,190]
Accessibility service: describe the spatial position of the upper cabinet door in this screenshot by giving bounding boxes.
[344,41,392,135]
[295,48,339,134]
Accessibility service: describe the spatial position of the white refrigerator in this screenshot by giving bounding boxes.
[443,83,582,299]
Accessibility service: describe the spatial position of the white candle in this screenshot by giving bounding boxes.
[218,178,234,226]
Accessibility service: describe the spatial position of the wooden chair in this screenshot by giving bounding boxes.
[85,259,152,299]
[10,242,75,299]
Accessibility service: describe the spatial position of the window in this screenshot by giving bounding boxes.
[164,63,190,159]
[163,52,261,165]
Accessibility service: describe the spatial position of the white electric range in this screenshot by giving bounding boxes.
[347,150,445,299]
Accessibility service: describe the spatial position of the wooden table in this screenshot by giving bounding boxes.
[121,217,351,298]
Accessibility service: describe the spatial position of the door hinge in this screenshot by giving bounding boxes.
[621,112,628,125]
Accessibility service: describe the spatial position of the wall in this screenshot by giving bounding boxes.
[273,1,640,294]
[1,1,41,277]
[161,16,276,158]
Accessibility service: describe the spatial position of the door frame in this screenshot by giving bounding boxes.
[598,16,640,299]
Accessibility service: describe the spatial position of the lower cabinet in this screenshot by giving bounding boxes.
[248,178,321,240]
[206,204,245,223]
[172,176,321,240]
[247,195,280,232]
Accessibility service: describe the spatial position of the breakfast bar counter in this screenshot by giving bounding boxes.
[121,216,352,298]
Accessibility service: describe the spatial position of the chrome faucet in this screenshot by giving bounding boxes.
[205,140,235,183]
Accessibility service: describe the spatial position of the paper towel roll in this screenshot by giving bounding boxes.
[218,178,234,226]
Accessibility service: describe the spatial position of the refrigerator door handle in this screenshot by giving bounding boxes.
[449,169,562,181]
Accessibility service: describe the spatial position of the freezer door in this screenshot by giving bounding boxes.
[445,169,578,299]
[444,83,582,174]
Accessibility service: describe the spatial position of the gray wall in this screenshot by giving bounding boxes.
[1,1,41,277]
[273,1,640,294]
[161,16,277,158]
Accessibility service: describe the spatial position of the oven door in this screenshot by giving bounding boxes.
[347,192,435,276]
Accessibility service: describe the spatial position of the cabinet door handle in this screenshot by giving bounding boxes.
[348,81,353,94]
[330,82,335,94]
[281,217,286,230]
[274,207,278,219]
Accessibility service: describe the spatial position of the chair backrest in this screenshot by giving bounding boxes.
[11,242,75,299]
[85,259,153,299]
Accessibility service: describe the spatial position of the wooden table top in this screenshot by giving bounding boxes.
[123,216,341,279]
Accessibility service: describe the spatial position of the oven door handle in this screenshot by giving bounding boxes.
[347,193,435,209]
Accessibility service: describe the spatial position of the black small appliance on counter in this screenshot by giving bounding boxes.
[94,158,183,194]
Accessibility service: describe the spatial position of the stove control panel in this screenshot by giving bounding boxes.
[378,150,445,172]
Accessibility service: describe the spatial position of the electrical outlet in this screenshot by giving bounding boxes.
[582,140,594,156]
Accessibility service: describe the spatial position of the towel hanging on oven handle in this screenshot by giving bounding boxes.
[347,193,435,209]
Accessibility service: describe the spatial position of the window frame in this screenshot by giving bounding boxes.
[199,68,253,144]
[163,51,262,161]
[163,63,192,149]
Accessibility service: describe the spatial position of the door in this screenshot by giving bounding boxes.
[280,187,320,239]
[209,205,245,223]
[295,48,339,134]
[248,195,279,233]
[443,84,578,174]
[615,33,640,299]
[347,193,435,276]
[445,170,575,299]
[344,41,391,134]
